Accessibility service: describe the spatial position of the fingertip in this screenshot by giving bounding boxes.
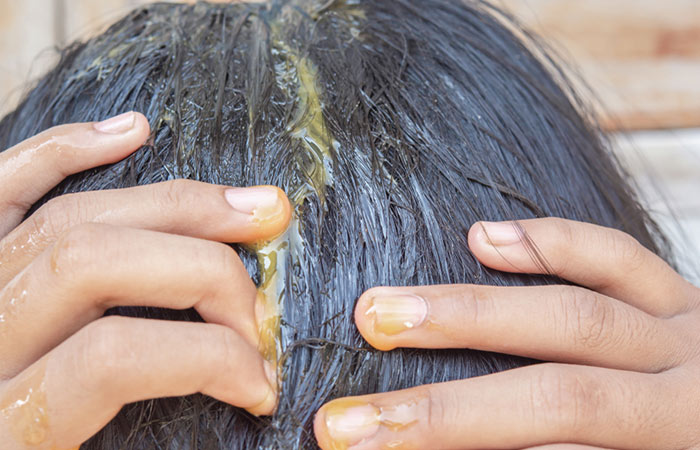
[220,354,277,417]
[116,112,151,161]
[131,111,150,129]
[130,111,151,140]
[229,185,292,244]
[353,290,373,333]
[261,186,292,237]
[467,221,487,254]
[76,111,150,165]
[243,353,279,416]
[313,404,333,450]
[467,220,532,274]
[245,385,277,417]
[354,288,405,352]
[467,221,502,270]
[92,111,149,140]
[109,111,150,155]
[354,294,394,351]
[314,398,382,450]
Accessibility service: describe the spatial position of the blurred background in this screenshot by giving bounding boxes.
[1,0,699,277]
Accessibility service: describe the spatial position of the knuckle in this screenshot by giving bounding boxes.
[213,243,241,276]
[425,386,454,432]
[546,218,577,274]
[50,223,106,281]
[0,198,32,217]
[606,229,647,271]
[549,218,580,251]
[561,286,616,351]
[550,218,577,248]
[453,286,493,328]
[73,316,131,392]
[29,193,82,238]
[530,366,604,433]
[156,179,197,211]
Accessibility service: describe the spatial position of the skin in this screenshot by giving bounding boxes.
[0,112,292,449]
[3,114,699,450]
[315,219,700,450]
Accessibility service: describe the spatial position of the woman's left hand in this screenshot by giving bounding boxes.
[314,218,700,450]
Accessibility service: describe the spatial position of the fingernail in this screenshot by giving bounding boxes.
[224,186,285,223]
[324,400,380,448]
[93,112,135,134]
[247,362,278,417]
[366,294,428,336]
[479,221,521,246]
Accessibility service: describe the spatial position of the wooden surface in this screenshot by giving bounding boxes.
[496,0,700,130]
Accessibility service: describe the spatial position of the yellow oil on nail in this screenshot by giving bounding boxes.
[251,189,289,227]
[324,398,380,450]
[0,361,50,447]
[365,295,429,336]
[324,396,427,450]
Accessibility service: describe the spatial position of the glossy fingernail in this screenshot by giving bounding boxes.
[224,186,285,223]
[478,221,521,246]
[93,112,135,134]
[324,400,380,448]
[366,294,428,335]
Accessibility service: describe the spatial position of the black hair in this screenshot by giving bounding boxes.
[0,0,671,448]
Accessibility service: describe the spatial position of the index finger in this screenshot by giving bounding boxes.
[0,112,150,235]
[467,218,697,317]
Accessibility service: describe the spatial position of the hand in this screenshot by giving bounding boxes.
[314,218,700,449]
[0,112,291,449]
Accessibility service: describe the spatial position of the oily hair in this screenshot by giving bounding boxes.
[0,0,670,448]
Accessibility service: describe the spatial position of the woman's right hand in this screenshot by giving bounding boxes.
[0,112,291,450]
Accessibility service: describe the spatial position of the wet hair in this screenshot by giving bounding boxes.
[0,0,671,448]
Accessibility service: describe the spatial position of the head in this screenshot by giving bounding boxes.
[0,0,669,448]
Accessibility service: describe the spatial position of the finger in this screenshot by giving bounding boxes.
[354,284,682,372]
[314,363,685,450]
[0,316,275,450]
[0,112,150,236]
[0,180,291,286]
[467,218,696,317]
[525,445,614,450]
[0,223,263,379]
